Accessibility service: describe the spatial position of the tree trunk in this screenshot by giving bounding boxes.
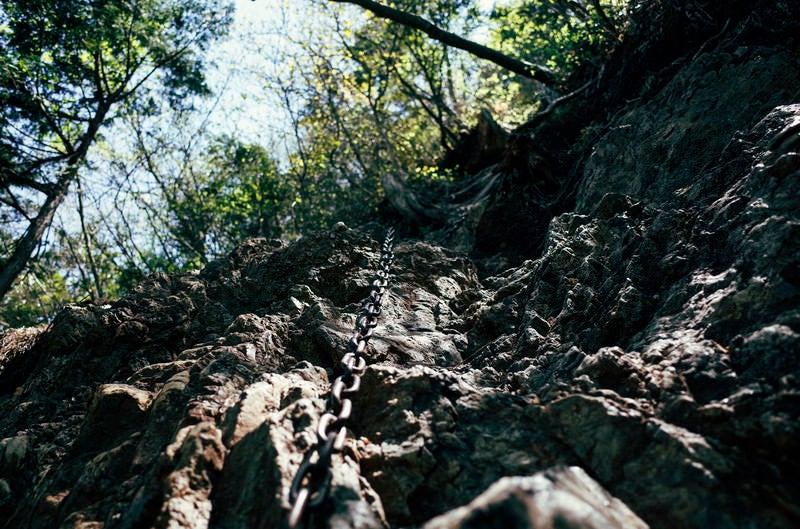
[0,177,72,301]
[0,95,110,304]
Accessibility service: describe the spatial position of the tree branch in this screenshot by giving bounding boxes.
[75,175,105,300]
[329,0,558,86]
[589,0,620,37]
[0,189,32,220]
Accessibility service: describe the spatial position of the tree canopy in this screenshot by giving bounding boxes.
[0,0,232,323]
[0,0,628,327]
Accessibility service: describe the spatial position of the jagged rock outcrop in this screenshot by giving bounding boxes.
[1,4,799,529]
[422,466,649,529]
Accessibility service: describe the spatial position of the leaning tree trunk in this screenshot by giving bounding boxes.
[0,176,72,301]
[0,99,110,303]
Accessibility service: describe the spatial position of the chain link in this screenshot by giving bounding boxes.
[288,228,395,528]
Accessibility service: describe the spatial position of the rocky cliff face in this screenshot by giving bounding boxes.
[1,5,799,529]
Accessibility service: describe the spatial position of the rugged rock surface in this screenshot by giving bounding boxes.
[1,5,799,529]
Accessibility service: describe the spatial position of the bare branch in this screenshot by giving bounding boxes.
[329,0,558,85]
[0,190,32,220]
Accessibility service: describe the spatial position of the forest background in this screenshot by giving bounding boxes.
[0,0,627,327]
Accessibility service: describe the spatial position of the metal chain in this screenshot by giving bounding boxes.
[288,228,395,528]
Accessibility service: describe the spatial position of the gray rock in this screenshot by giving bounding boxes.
[422,466,648,529]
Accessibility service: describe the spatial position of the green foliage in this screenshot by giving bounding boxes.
[0,232,76,329]
[490,0,625,74]
[0,0,232,164]
[164,137,295,262]
[469,0,626,125]
[0,0,232,324]
[264,0,488,233]
[409,165,457,184]
[0,267,71,329]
